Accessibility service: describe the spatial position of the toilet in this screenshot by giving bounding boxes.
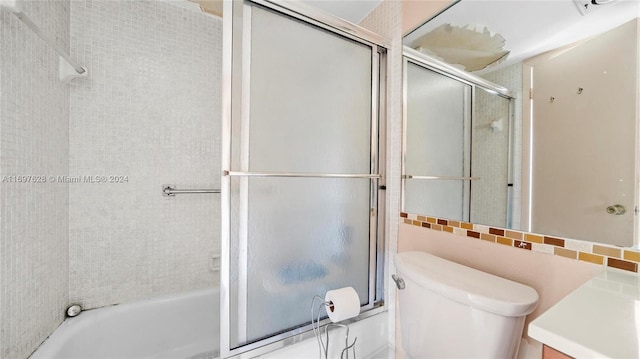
[394,251,539,359]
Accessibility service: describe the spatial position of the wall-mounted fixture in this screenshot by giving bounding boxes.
[606,204,626,215]
[66,304,82,318]
[574,0,619,15]
[0,0,88,83]
[162,185,221,197]
[490,119,504,133]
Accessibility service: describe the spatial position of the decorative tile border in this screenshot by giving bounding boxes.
[400,212,640,273]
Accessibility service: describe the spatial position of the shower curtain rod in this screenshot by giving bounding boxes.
[2,0,87,78]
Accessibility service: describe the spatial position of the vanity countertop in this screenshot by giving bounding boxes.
[529,269,640,358]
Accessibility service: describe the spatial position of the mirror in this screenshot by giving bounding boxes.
[402,0,640,247]
[402,59,514,228]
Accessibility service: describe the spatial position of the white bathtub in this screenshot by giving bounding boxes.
[30,286,389,359]
[31,288,220,359]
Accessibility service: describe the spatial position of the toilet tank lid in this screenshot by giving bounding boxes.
[394,251,539,317]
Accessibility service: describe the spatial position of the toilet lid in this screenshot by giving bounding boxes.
[395,251,539,317]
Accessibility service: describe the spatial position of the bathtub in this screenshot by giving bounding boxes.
[30,286,389,359]
[31,288,220,359]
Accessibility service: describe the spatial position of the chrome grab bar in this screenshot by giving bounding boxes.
[224,171,381,179]
[403,175,480,181]
[162,185,221,197]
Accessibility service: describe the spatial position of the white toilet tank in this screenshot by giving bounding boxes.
[394,251,539,359]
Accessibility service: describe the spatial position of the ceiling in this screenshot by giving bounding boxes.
[186,0,382,23]
[187,0,223,16]
[300,0,382,23]
[404,0,640,73]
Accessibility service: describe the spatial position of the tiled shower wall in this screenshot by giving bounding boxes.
[480,63,523,229]
[68,0,222,309]
[0,1,70,358]
[359,1,403,353]
[471,83,510,227]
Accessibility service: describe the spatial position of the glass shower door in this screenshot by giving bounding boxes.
[403,62,472,220]
[221,1,384,356]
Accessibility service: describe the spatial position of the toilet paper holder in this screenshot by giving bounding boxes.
[311,289,359,359]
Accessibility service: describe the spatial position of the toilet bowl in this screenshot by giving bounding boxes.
[394,251,539,359]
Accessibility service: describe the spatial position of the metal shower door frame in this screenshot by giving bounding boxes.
[401,47,515,224]
[220,1,388,357]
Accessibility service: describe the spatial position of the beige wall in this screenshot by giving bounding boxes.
[401,0,453,36]
[522,19,639,247]
[398,224,602,336]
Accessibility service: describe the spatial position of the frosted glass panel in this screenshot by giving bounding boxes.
[404,180,465,220]
[226,3,377,350]
[405,63,469,178]
[236,5,372,174]
[230,177,371,346]
[404,63,471,217]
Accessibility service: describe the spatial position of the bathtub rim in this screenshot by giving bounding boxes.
[30,287,220,359]
[227,306,388,359]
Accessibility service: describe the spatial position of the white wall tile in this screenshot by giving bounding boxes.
[532,243,554,255]
[0,1,71,357]
[481,63,523,229]
[564,239,593,253]
[359,1,402,354]
[68,0,222,309]
[474,224,490,234]
[453,227,467,236]
[471,85,511,227]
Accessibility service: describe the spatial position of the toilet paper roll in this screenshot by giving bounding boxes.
[324,287,361,323]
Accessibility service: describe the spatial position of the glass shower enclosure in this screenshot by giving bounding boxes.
[220,1,386,356]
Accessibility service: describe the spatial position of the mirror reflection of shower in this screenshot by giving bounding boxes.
[402,54,515,229]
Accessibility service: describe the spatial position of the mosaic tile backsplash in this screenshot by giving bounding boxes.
[401,212,640,273]
[0,1,71,358]
[68,0,222,309]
